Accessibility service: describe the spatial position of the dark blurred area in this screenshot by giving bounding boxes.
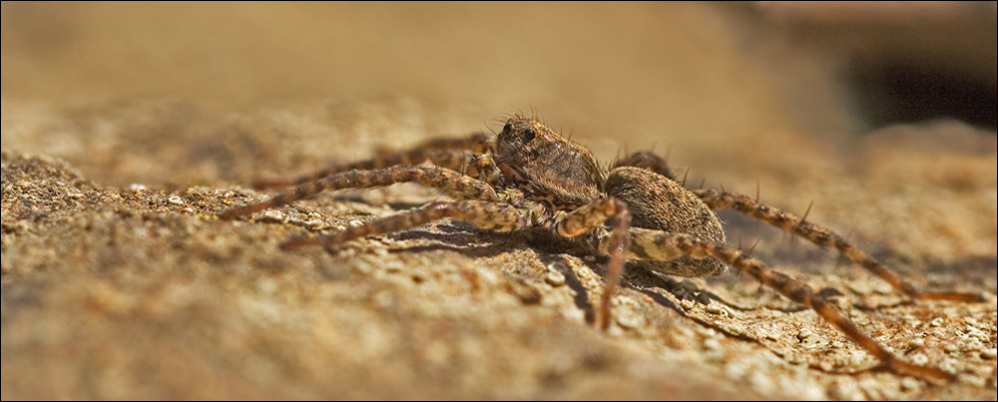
[753,1,997,131]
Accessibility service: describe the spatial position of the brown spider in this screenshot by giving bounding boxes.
[218,114,978,383]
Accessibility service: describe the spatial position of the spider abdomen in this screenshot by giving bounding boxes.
[606,166,727,277]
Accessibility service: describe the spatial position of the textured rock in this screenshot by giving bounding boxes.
[2,100,995,400]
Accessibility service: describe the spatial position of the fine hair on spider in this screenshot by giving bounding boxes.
[219,114,980,383]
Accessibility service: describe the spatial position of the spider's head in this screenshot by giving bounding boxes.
[494,116,606,206]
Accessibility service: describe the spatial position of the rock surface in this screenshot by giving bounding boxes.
[2,100,995,400]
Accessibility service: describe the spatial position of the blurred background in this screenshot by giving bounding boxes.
[3,2,994,161]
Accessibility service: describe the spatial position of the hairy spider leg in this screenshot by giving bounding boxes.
[611,150,675,181]
[218,165,499,220]
[281,200,531,250]
[611,151,979,303]
[254,133,495,189]
[604,227,954,383]
[554,197,632,331]
[693,189,980,303]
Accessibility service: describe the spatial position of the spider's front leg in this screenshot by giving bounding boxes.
[218,165,499,220]
[604,228,954,383]
[281,199,531,250]
[254,133,494,189]
[551,197,632,330]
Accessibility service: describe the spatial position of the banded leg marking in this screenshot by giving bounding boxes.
[555,197,631,330]
[282,200,528,250]
[614,229,953,382]
[255,133,494,188]
[694,189,979,302]
[219,166,498,220]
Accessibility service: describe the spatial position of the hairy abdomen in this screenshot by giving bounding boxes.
[606,166,727,277]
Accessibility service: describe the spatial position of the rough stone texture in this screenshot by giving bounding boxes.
[2,100,995,400]
[2,3,995,400]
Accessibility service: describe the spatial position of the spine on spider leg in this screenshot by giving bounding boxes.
[556,198,631,331]
[281,200,528,250]
[692,189,979,303]
[218,166,499,220]
[638,231,954,383]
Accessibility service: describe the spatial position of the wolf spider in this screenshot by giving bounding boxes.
[218,114,978,382]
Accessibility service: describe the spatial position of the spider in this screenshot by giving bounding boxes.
[218,114,978,383]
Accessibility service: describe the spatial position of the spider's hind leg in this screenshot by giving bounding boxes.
[693,188,980,302]
[612,150,676,181]
[611,228,954,382]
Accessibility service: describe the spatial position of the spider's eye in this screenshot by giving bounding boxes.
[523,128,536,142]
[503,123,512,132]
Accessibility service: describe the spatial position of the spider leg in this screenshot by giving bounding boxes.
[254,133,494,188]
[612,151,676,181]
[281,200,530,250]
[552,197,632,331]
[693,188,980,302]
[218,165,499,220]
[607,227,954,383]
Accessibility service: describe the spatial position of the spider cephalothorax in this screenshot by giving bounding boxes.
[219,114,978,383]
[493,117,605,207]
[491,118,727,277]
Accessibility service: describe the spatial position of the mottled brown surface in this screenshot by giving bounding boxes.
[3,100,996,400]
[2,3,996,400]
